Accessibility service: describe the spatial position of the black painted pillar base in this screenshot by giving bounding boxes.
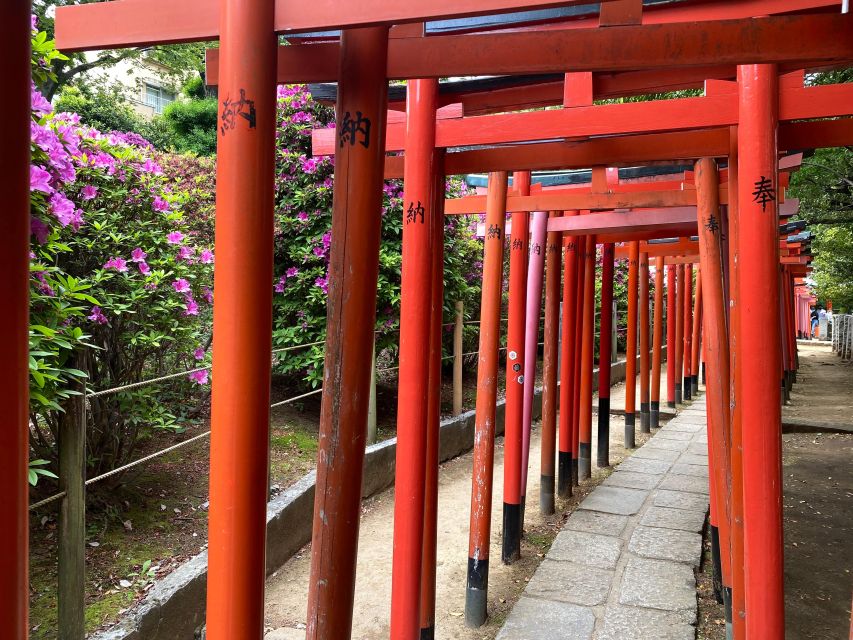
[501,503,521,564]
[571,455,579,487]
[667,400,676,409]
[624,412,636,449]
[675,383,682,405]
[519,495,526,536]
[702,362,706,385]
[650,400,660,429]
[640,402,650,433]
[691,375,699,395]
[557,451,572,498]
[597,397,610,468]
[723,586,733,638]
[578,443,591,480]
[540,475,555,515]
[683,376,692,401]
[465,557,489,628]
[710,525,724,604]
[420,625,435,640]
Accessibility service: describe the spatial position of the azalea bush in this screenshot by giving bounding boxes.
[29,21,215,478]
[269,84,484,386]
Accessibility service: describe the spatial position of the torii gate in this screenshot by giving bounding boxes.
[3,2,852,640]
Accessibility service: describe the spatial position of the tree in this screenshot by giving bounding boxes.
[160,77,219,155]
[32,0,210,99]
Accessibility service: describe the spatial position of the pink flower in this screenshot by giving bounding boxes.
[201,287,213,304]
[184,297,199,316]
[141,159,163,175]
[103,257,128,272]
[31,218,50,244]
[69,209,85,231]
[30,165,53,194]
[199,249,214,264]
[314,276,329,294]
[31,84,52,117]
[138,261,151,275]
[194,347,206,360]
[166,231,184,245]
[88,306,108,325]
[81,184,98,200]
[152,196,170,212]
[172,278,191,293]
[177,246,195,262]
[286,267,299,278]
[297,211,309,222]
[130,247,147,262]
[274,276,286,293]
[188,369,208,385]
[49,192,76,227]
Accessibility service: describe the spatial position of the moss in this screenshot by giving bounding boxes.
[525,531,553,552]
[85,590,136,633]
[270,430,318,455]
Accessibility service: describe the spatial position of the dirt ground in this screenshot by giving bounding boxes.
[784,341,853,427]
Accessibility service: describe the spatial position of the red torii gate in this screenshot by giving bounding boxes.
[3,2,851,640]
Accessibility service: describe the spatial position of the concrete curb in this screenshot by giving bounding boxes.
[90,351,660,640]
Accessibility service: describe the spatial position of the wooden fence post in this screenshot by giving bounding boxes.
[453,301,464,415]
[611,298,618,364]
[367,336,377,445]
[58,355,86,640]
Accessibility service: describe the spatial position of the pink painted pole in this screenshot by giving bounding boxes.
[520,210,548,519]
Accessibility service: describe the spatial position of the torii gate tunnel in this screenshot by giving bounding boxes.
[3,1,853,639]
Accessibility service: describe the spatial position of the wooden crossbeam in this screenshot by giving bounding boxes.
[446,190,721,214]
[55,0,621,50]
[313,83,853,155]
[546,207,698,236]
[204,13,853,84]
[615,240,699,258]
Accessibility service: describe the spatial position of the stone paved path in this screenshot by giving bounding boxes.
[497,397,709,640]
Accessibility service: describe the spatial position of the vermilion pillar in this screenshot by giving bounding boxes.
[571,230,586,484]
[624,241,639,448]
[675,263,685,404]
[683,263,694,401]
[1,6,31,639]
[390,77,438,640]
[651,256,664,428]
[691,273,703,395]
[639,251,651,432]
[306,28,389,640]
[521,210,548,518]
[206,0,277,635]
[419,151,445,639]
[578,235,596,479]
[558,214,579,497]
[502,179,529,564]
[666,264,677,408]
[727,125,746,640]
[465,172,508,628]
[540,212,562,514]
[737,63,784,640]
[696,157,734,632]
[597,243,615,466]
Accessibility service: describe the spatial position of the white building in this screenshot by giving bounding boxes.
[86,53,184,119]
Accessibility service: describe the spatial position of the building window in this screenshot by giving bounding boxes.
[144,84,175,114]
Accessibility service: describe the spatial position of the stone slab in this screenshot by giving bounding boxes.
[653,489,710,512]
[525,559,613,606]
[640,506,707,533]
[496,597,595,640]
[686,443,710,456]
[660,422,703,433]
[549,530,623,570]
[644,438,690,452]
[669,463,709,478]
[597,605,696,640]
[603,470,662,491]
[578,486,649,516]
[631,446,681,462]
[616,457,672,475]
[619,557,697,619]
[677,453,709,467]
[659,474,710,495]
[653,430,694,441]
[628,525,703,565]
[563,510,629,537]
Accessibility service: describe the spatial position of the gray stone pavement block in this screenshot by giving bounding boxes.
[496,597,595,640]
[659,474,710,495]
[564,510,629,537]
[686,443,710,456]
[670,463,709,478]
[640,506,707,533]
[618,557,697,619]
[631,446,681,462]
[661,423,703,433]
[597,605,696,640]
[578,486,650,516]
[654,489,710,512]
[644,438,690,452]
[677,453,709,467]
[525,559,613,606]
[676,416,707,425]
[628,525,703,565]
[603,470,662,491]
[692,433,708,444]
[549,530,623,570]
[616,457,672,475]
[654,430,694,441]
